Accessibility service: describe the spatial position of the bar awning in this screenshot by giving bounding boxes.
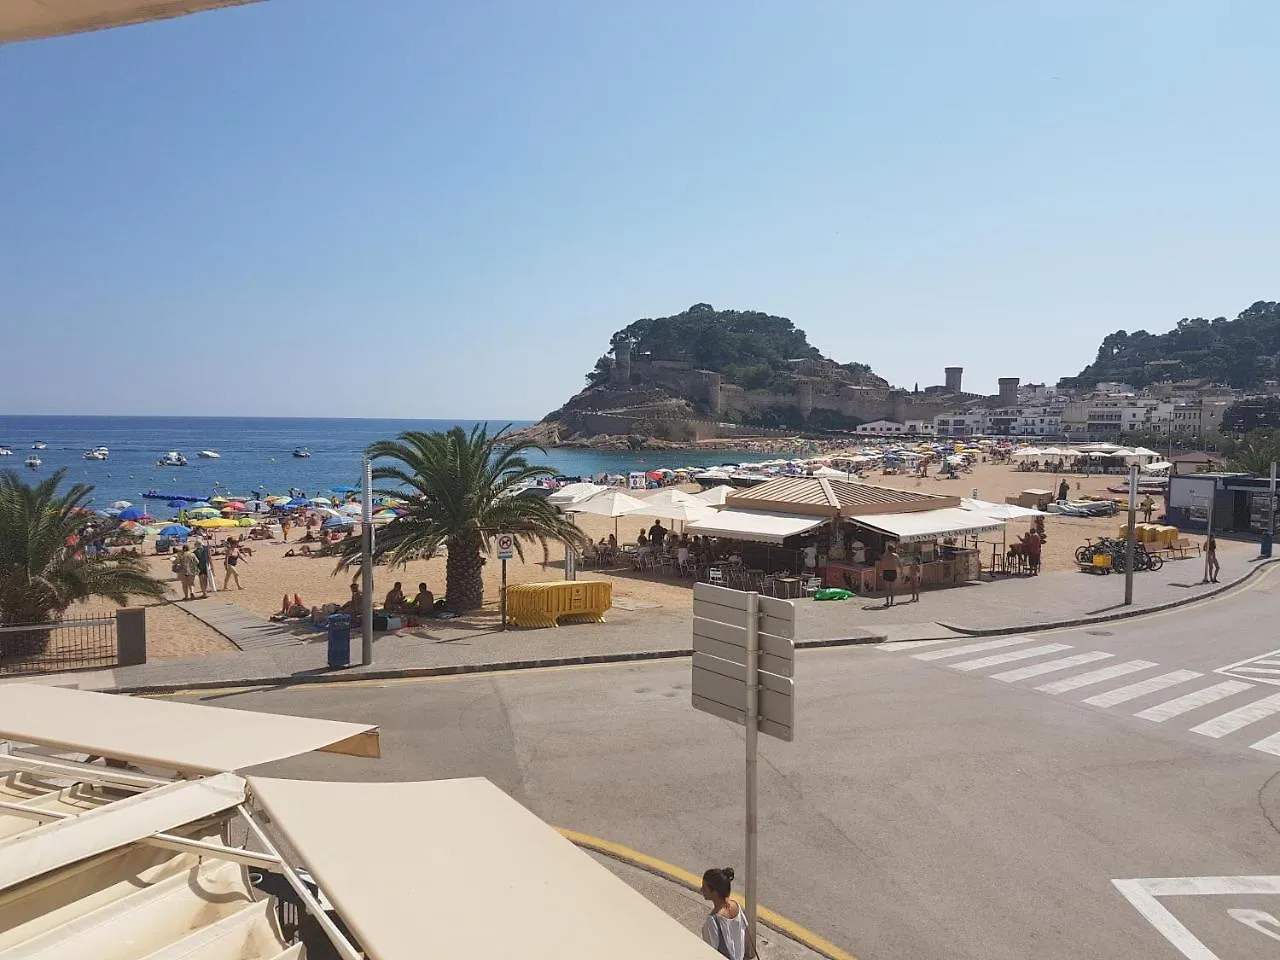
[852,507,1003,544]
[0,684,379,773]
[686,508,827,544]
[0,1,261,44]
[249,777,719,960]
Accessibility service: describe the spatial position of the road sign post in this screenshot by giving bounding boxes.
[691,583,796,955]
[496,534,514,630]
[1125,464,1138,605]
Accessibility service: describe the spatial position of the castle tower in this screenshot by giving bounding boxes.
[797,380,814,419]
[612,343,631,384]
[998,377,1020,407]
[945,367,963,394]
[891,390,907,424]
[706,371,723,417]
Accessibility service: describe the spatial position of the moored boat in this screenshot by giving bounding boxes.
[198,450,221,459]
[292,447,311,458]
[82,446,109,460]
[156,451,189,467]
[24,455,41,469]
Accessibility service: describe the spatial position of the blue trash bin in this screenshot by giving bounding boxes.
[326,614,352,668]
[1263,533,1274,558]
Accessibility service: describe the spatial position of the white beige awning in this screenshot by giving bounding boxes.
[0,772,245,892]
[248,776,720,960]
[852,507,1003,544]
[0,0,261,43]
[0,684,379,773]
[686,508,826,544]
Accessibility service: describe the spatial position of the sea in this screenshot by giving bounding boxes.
[0,416,756,511]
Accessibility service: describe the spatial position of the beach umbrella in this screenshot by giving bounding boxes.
[692,485,734,506]
[323,515,355,529]
[224,501,246,511]
[237,516,257,527]
[564,489,649,539]
[187,507,220,518]
[193,517,238,529]
[187,501,213,510]
[161,524,191,537]
[167,499,189,509]
[310,496,332,505]
[548,482,607,506]
[122,525,146,537]
[340,503,362,516]
[111,500,132,510]
[629,489,718,525]
[287,497,309,507]
[117,506,147,521]
[315,507,341,518]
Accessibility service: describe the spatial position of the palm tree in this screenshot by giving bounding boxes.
[0,469,167,654]
[333,424,588,612]
[1224,430,1280,474]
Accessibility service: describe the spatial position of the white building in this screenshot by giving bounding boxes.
[855,419,909,435]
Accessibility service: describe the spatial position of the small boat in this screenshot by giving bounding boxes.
[82,446,109,461]
[31,441,46,450]
[142,490,203,501]
[0,446,11,456]
[198,450,221,459]
[156,451,189,467]
[25,456,41,469]
[292,447,311,458]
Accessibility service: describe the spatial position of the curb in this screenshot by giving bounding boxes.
[938,557,1278,637]
[111,631,889,696]
[557,827,857,960]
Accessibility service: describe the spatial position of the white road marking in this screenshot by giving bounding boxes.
[1036,660,1158,694]
[990,650,1113,683]
[877,637,965,652]
[1082,670,1203,708]
[1228,666,1280,676]
[1135,680,1254,722]
[1218,646,1280,675]
[1190,692,1280,738]
[911,637,1036,661]
[950,643,1072,672]
[1247,730,1280,757]
[1113,875,1280,960]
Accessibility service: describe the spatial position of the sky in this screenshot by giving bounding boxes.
[2,1,1278,418]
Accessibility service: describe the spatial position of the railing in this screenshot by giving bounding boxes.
[0,613,120,676]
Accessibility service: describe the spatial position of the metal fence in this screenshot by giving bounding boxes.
[0,613,119,676]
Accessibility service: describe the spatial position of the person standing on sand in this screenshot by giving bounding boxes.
[879,543,901,607]
[1058,478,1070,503]
[222,537,244,590]
[281,517,291,542]
[1140,494,1155,524]
[193,535,212,598]
[174,545,198,600]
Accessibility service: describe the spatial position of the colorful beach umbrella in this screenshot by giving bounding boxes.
[117,507,147,521]
[160,524,191,537]
[236,516,257,527]
[187,501,213,510]
[167,499,188,509]
[192,517,238,528]
[187,507,220,518]
[224,501,246,511]
[339,503,362,516]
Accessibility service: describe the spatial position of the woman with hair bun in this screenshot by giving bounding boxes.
[700,866,749,959]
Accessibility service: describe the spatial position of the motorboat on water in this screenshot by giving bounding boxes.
[31,441,46,450]
[143,490,203,501]
[0,446,11,456]
[25,456,41,469]
[82,446,109,461]
[292,447,311,458]
[156,451,189,467]
[198,450,221,459]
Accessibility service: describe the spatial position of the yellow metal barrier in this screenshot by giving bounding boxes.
[505,580,613,628]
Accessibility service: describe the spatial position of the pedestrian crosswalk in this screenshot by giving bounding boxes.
[878,636,1280,759]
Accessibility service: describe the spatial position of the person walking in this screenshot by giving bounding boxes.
[193,535,212,598]
[1205,534,1219,583]
[879,543,901,607]
[173,544,198,600]
[700,867,749,960]
[281,517,292,542]
[222,536,245,590]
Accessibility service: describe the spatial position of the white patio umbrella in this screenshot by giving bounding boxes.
[548,482,607,506]
[626,488,718,525]
[564,489,648,540]
[693,485,734,506]
[1011,448,1043,458]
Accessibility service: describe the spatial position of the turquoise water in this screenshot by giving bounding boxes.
[0,416,752,509]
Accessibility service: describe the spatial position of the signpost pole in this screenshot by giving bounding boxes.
[1124,464,1138,605]
[1264,461,1277,559]
[360,457,374,665]
[744,591,759,957]
[501,557,508,631]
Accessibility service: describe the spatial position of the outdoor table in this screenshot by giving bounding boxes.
[772,576,803,599]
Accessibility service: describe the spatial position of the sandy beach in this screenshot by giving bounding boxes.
[65,458,1234,661]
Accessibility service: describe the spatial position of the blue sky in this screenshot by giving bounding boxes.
[3,1,1277,417]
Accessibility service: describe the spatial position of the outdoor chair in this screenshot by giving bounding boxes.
[802,575,823,597]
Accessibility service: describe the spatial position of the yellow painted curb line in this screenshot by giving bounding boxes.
[557,827,857,960]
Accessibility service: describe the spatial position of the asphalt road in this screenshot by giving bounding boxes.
[203,565,1280,959]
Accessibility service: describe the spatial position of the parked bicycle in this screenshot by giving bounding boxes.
[1075,536,1163,572]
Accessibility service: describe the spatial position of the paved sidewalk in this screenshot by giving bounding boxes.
[8,549,1270,695]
